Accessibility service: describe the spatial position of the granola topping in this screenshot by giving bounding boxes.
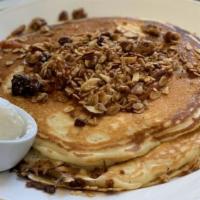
[6,19,200,124]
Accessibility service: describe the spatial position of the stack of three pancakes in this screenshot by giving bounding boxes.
[1,17,200,191]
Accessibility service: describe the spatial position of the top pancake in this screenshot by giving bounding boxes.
[1,18,200,167]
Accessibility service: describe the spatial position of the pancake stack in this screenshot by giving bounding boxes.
[1,15,200,193]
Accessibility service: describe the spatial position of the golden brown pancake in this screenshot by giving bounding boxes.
[17,128,200,192]
[1,18,200,169]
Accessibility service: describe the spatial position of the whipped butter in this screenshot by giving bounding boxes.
[0,105,25,140]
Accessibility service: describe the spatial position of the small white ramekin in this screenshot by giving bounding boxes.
[0,97,37,172]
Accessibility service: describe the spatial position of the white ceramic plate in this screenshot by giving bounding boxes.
[0,0,200,199]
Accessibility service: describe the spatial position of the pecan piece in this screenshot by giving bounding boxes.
[29,18,47,31]
[142,24,160,37]
[72,8,87,20]
[58,10,68,21]
[164,31,180,44]
[11,25,26,36]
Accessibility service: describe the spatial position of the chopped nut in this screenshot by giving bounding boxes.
[136,40,155,56]
[120,41,133,52]
[58,10,68,21]
[142,24,160,37]
[11,24,26,36]
[118,85,130,93]
[164,31,180,44]
[58,37,73,45]
[72,8,87,19]
[29,18,47,31]
[82,52,95,60]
